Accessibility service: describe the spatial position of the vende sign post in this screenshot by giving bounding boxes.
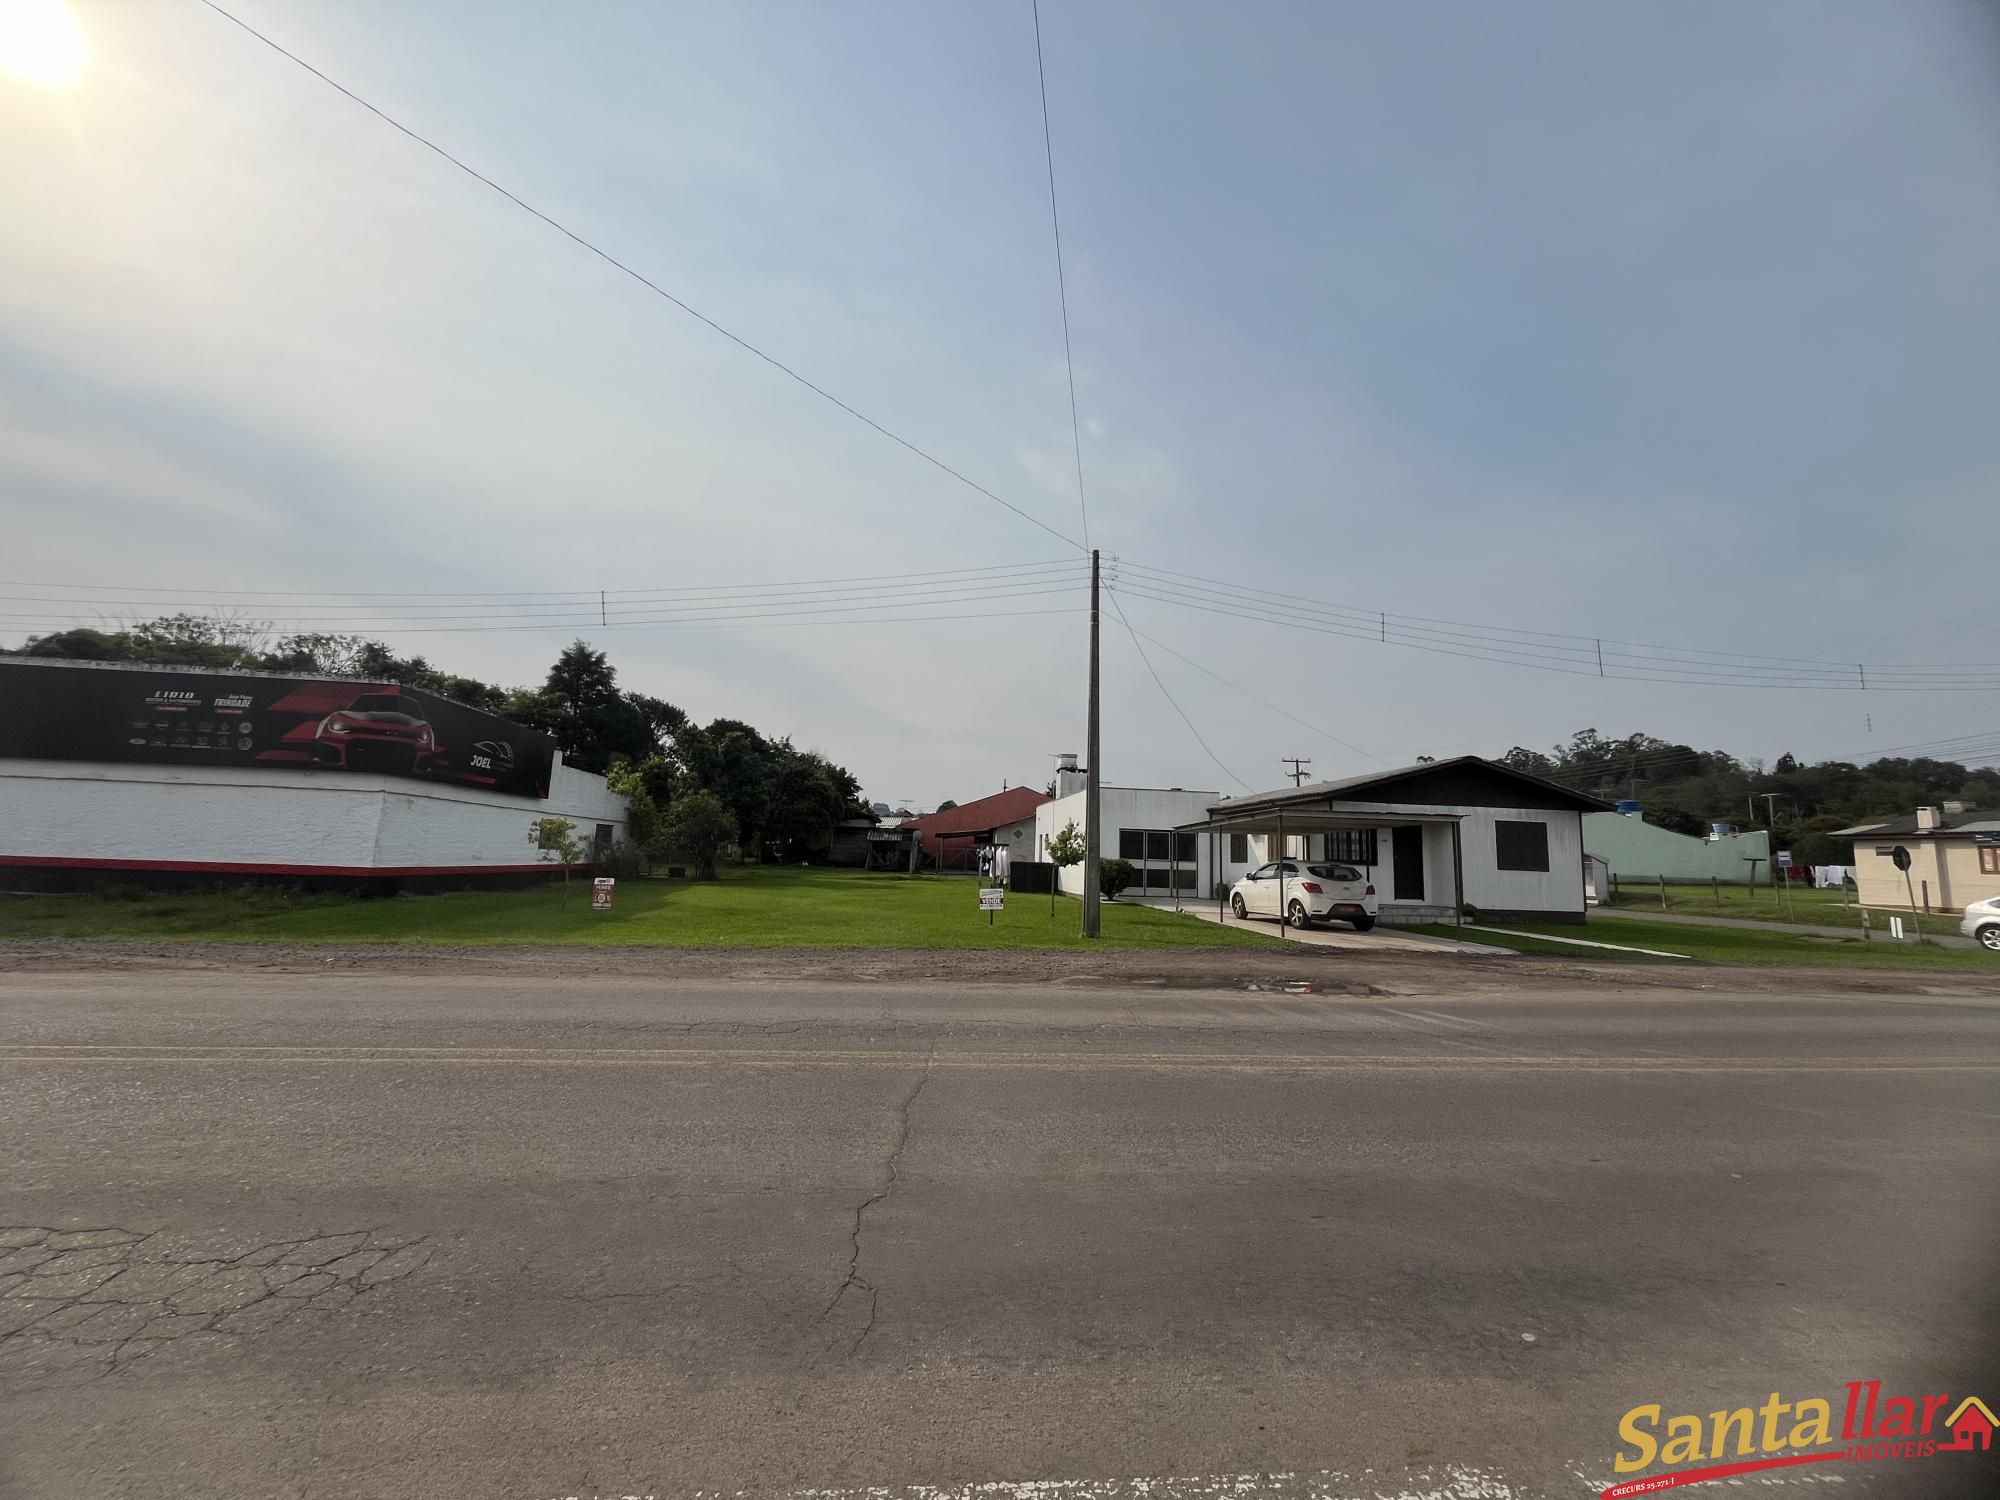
[591,878,616,912]
[978,885,1004,926]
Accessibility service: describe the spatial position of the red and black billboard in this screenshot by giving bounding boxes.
[0,659,555,800]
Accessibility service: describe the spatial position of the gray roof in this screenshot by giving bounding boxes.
[1832,807,2000,838]
[1208,755,1611,815]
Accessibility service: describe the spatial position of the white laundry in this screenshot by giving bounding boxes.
[1814,864,1851,888]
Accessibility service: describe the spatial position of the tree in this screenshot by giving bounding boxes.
[935,799,958,813]
[605,760,665,853]
[531,816,586,902]
[1045,819,1086,916]
[660,789,735,880]
[537,641,658,774]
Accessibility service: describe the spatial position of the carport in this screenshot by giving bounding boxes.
[1176,804,1466,929]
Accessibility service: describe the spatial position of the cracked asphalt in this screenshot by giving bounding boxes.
[2,967,1998,1499]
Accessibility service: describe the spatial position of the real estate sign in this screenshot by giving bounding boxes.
[0,659,556,799]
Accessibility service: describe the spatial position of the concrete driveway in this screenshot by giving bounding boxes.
[1125,896,1510,954]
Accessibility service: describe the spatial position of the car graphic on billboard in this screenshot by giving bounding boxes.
[310,692,437,775]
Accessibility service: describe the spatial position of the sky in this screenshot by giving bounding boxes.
[5,0,1999,807]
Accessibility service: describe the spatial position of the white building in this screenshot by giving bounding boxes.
[0,658,627,886]
[1038,756,1608,923]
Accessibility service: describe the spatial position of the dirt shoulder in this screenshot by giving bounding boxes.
[2,937,1993,998]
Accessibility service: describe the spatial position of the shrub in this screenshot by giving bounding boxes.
[597,840,649,881]
[1099,857,1135,900]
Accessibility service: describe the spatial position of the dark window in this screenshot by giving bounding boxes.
[1174,831,1198,862]
[1146,830,1171,862]
[1229,833,1248,863]
[1119,830,1144,860]
[1495,820,1550,872]
[1170,867,1198,891]
[1306,865,1363,883]
[1326,829,1378,865]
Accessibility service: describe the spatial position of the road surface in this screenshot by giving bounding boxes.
[3,969,1997,1499]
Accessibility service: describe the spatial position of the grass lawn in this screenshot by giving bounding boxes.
[0,866,1281,951]
[1601,880,1962,938]
[1414,915,1998,971]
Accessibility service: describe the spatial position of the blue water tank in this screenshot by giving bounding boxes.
[1711,822,1734,840]
[1615,799,1643,815]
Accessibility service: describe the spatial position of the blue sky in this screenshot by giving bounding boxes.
[5,0,1998,804]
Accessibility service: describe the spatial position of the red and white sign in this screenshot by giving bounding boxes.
[591,877,616,912]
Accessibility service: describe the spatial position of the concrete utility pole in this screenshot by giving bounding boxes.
[1083,549,1102,938]
[1759,792,1782,828]
[1281,757,1312,787]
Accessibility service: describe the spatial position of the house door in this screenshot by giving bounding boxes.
[1392,825,1425,902]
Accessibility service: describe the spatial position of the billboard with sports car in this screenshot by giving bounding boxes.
[0,659,555,799]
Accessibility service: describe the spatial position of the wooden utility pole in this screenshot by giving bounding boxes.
[1082,548,1102,938]
[1281,757,1312,787]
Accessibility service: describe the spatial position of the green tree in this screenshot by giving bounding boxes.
[1045,818,1086,915]
[660,789,735,880]
[935,799,958,813]
[531,816,587,902]
[536,641,658,774]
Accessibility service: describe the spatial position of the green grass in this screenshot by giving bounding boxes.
[0,866,1281,951]
[1415,914,1996,971]
[1600,879,1960,938]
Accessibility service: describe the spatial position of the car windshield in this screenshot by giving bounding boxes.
[346,694,416,714]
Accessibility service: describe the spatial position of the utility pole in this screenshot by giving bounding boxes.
[1759,792,1781,828]
[1082,549,1102,938]
[1281,757,1312,787]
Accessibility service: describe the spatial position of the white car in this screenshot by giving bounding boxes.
[1229,860,1379,931]
[1962,894,2000,953]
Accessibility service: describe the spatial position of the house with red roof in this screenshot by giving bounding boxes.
[906,785,1050,872]
[1942,1395,1995,1451]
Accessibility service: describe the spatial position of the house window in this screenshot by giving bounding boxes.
[1326,828,1378,865]
[1982,846,2000,875]
[1495,820,1550,872]
[1175,831,1198,862]
[1118,829,1144,860]
[1229,833,1248,864]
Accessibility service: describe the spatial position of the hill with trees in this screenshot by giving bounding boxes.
[1501,728,1998,866]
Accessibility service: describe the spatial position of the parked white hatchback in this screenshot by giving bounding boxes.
[1229,860,1380,931]
[1962,894,2000,953]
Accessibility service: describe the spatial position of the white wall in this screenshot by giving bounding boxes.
[1212,804,1586,919]
[0,754,625,875]
[1033,787,1218,895]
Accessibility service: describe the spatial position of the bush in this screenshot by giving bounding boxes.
[1099,857,1135,900]
[596,841,649,881]
[659,789,735,881]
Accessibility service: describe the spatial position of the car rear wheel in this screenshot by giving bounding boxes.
[1287,900,1311,929]
[1230,893,1247,918]
[1979,924,2000,952]
[1351,916,1376,932]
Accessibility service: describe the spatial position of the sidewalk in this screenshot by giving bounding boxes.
[1603,906,1975,951]
[1123,897,1512,955]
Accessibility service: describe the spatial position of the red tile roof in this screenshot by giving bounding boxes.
[907,786,1050,859]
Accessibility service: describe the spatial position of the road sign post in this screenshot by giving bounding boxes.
[979,886,1005,927]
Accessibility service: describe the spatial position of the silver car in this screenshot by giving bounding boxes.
[1962,894,2000,952]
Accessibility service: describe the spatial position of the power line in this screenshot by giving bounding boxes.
[1110,617,1389,768]
[1102,587,1249,792]
[1109,579,2000,691]
[194,0,1084,555]
[0,557,1082,602]
[1031,0,1089,553]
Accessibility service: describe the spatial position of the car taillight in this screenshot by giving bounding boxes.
[1299,881,1322,894]
[1364,883,1375,896]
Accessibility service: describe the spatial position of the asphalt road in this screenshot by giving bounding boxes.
[3,970,1998,1500]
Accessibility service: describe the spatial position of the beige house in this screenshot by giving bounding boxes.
[1832,803,2000,913]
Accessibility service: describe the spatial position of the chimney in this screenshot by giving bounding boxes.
[1053,752,1086,800]
[1916,805,1941,831]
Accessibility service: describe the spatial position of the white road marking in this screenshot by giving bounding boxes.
[1466,927,1693,960]
[1411,1008,1492,1031]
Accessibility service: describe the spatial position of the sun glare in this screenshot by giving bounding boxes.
[0,0,86,88]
